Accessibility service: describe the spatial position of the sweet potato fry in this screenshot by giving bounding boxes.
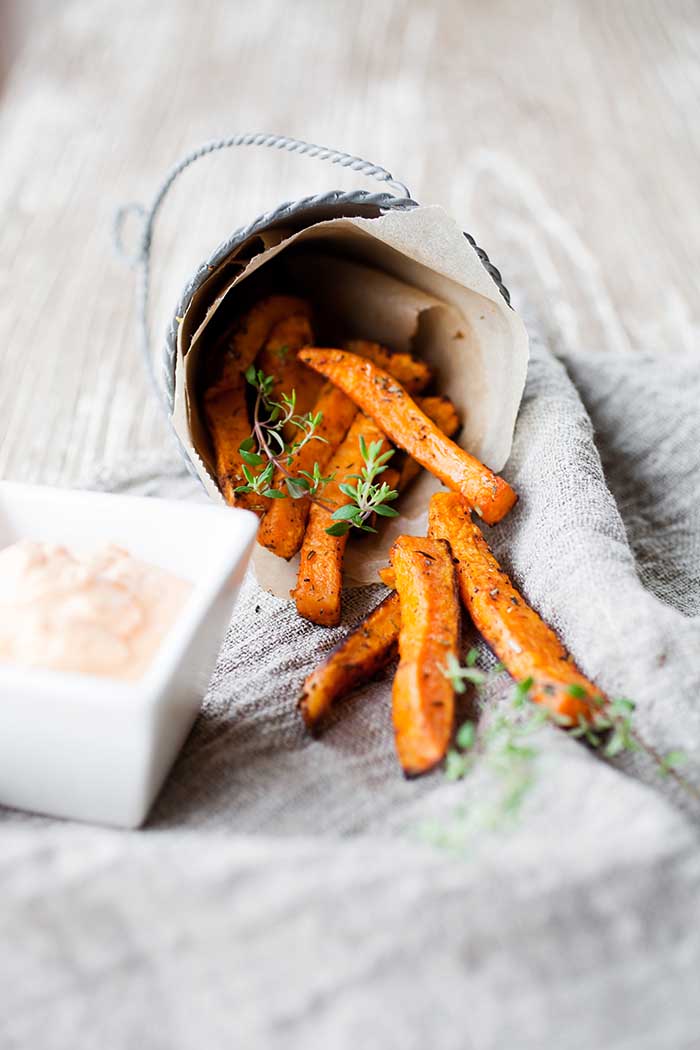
[203,296,312,513]
[202,383,269,515]
[293,413,398,626]
[207,295,311,395]
[427,491,600,722]
[399,395,461,490]
[256,313,323,437]
[298,348,516,525]
[390,535,460,776]
[259,347,435,560]
[293,394,461,623]
[298,592,402,730]
[377,565,395,588]
[256,383,357,559]
[345,340,431,395]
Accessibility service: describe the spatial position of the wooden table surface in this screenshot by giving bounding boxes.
[1,0,698,487]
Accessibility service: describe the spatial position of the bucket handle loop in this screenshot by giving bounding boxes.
[114,133,413,419]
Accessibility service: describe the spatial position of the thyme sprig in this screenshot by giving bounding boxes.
[326,436,399,537]
[440,667,545,820]
[234,365,334,507]
[235,368,400,535]
[440,651,697,822]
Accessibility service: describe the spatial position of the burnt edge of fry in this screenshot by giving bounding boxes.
[297,592,401,732]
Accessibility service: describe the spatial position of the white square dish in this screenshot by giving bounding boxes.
[0,482,259,828]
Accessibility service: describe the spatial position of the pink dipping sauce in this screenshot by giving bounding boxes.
[0,540,191,680]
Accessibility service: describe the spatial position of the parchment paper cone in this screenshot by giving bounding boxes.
[170,204,529,597]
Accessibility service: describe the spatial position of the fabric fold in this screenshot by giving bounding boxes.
[2,335,699,1050]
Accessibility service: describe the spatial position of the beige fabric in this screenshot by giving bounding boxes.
[1,336,699,1050]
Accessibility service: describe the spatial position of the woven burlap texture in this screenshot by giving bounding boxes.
[2,334,699,1050]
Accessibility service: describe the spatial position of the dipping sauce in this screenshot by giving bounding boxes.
[0,540,191,680]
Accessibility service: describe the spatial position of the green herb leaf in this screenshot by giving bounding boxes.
[240,448,265,467]
[331,504,362,521]
[445,750,469,781]
[603,731,626,757]
[609,697,636,717]
[456,721,476,750]
[325,521,352,537]
[659,750,688,775]
[285,477,310,499]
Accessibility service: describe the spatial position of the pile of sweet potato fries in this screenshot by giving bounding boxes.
[203,295,604,776]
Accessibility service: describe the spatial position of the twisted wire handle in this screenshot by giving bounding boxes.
[113,133,413,422]
[114,133,411,266]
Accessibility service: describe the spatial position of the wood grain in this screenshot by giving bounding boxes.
[1,0,698,487]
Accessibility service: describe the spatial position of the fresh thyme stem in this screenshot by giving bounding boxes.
[250,384,335,512]
[441,652,697,818]
[628,727,700,802]
[325,435,399,537]
[236,368,400,533]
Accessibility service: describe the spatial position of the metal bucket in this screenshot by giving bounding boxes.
[115,133,510,475]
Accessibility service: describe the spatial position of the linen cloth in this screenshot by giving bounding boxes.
[1,332,699,1050]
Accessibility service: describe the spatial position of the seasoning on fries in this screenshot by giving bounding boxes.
[293,414,395,626]
[298,348,517,524]
[428,492,599,723]
[200,289,611,781]
[299,592,402,730]
[390,535,461,775]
